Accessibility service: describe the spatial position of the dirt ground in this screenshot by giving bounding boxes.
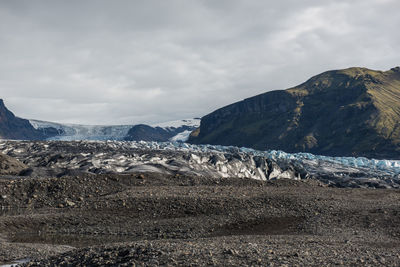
[1,173,400,266]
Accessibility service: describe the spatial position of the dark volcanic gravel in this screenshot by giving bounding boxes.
[0,173,400,266]
[0,153,27,176]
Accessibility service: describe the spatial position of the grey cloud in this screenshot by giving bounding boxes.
[0,0,399,124]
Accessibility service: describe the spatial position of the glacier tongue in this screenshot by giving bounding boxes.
[29,120,133,140]
[0,140,399,188]
[169,130,193,142]
[29,118,200,141]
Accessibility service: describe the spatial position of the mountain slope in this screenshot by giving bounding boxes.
[124,119,200,142]
[0,99,43,140]
[189,67,400,159]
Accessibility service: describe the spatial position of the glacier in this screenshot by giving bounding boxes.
[169,130,193,142]
[29,119,200,141]
[0,140,399,188]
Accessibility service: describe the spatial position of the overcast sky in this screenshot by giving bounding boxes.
[1,0,399,125]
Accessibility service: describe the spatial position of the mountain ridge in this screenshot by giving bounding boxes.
[0,99,44,140]
[189,67,400,159]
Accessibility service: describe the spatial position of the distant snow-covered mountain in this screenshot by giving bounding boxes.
[29,118,200,142]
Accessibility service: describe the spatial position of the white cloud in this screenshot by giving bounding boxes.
[0,0,399,124]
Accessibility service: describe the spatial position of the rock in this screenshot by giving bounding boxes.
[224,249,238,255]
[391,66,400,72]
[65,200,76,207]
[0,153,29,175]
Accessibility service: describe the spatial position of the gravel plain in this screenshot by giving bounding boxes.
[1,172,400,266]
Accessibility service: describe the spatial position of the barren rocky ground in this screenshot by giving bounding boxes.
[1,172,400,266]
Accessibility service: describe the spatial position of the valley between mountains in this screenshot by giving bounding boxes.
[1,67,400,266]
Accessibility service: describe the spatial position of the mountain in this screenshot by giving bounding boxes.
[0,98,200,142]
[30,118,200,142]
[124,119,200,142]
[0,99,43,140]
[189,67,400,159]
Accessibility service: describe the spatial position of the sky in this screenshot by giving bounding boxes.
[0,0,399,125]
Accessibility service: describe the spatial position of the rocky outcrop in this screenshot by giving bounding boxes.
[0,99,44,140]
[0,153,28,175]
[189,67,400,159]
